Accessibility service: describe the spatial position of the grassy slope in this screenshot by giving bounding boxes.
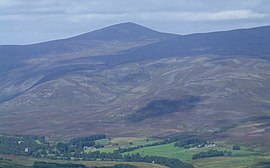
[82,137,270,167]
[85,137,159,153]
[123,143,258,161]
[119,141,270,168]
[0,160,30,168]
[193,156,270,168]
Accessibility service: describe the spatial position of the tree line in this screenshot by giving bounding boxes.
[33,162,137,168]
[192,149,232,160]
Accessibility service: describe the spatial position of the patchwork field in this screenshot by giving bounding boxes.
[1,135,270,168]
[82,137,270,168]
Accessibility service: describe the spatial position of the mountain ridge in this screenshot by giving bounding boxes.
[1,22,270,144]
[68,22,178,41]
[2,22,270,46]
[0,22,177,67]
[1,22,270,61]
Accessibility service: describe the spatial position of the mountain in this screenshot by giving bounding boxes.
[0,23,270,146]
[70,22,178,41]
[95,25,270,64]
[0,22,177,102]
[0,22,177,62]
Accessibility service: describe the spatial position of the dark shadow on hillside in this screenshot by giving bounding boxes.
[127,96,200,122]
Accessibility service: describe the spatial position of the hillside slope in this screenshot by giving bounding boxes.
[0,23,270,145]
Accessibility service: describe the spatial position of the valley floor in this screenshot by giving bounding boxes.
[1,135,270,168]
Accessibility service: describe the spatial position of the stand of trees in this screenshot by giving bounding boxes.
[32,153,194,168]
[192,150,232,160]
[0,134,48,156]
[33,162,137,168]
[91,164,137,168]
[123,154,193,168]
[73,151,194,168]
[232,145,241,150]
[69,134,106,147]
[174,137,207,149]
[33,162,87,168]
[0,134,107,157]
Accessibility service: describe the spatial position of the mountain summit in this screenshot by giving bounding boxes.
[69,22,177,41]
[0,22,177,60]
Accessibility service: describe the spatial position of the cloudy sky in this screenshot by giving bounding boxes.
[1,0,270,45]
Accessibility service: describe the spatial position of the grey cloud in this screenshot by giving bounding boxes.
[65,10,266,24]
[0,0,267,15]
[0,0,270,44]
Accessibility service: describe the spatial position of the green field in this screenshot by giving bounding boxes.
[95,139,110,146]
[81,136,270,168]
[123,142,258,161]
[118,141,270,168]
[81,135,270,168]
[0,159,29,168]
[85,137,159,153]
[193,156,270,168]
[110,137,159,147]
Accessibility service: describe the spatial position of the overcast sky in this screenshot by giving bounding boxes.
[1,0,270,45]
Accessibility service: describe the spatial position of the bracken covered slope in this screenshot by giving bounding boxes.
[0,23,270,146]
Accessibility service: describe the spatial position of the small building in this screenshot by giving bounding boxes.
[18,141,24,144]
